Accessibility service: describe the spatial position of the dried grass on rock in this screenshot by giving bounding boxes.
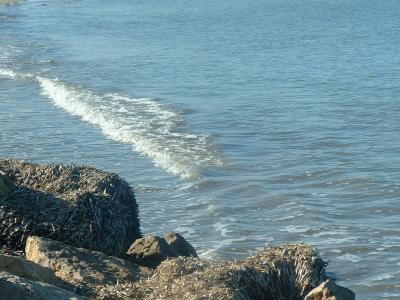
[0,159,141,256]
[98,243,327,300]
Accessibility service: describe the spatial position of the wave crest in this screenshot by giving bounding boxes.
[35,76,223,179]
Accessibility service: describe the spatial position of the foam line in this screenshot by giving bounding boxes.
[35,76,223,179]
[1,66,223,178]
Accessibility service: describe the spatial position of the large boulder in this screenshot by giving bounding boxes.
[0,172,15,198]
[25,236,151,297]
[0,159,141,256]
[0,271,86,300]
[0,254,68,290]
[304,279,355,300]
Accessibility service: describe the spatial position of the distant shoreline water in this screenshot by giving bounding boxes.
[0,0,24,5]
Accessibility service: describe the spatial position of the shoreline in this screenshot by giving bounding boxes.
[0,158,355,299]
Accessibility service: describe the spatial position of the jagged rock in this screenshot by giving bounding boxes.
[0,271,86,300]
[126,234,198,269]
[0,159,141,256]
[25,236,151,297]
[0,172,15,198]
[164,232,197,257]
[304,279,355,300]
[126,236,179,268]
[0,254,69,290]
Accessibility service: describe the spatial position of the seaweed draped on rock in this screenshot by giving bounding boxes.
[98,243,328,300]
[0,159,141,256]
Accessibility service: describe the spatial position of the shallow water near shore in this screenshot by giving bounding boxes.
[0,0,24,5]
[1,0,400,298]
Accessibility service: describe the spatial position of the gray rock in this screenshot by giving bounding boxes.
[25,236,151,297]
[0,172,15,198]
[164,232,197,257]
[0,271,86,300]
[126,236,179,268]
[305,279,355,300]
[0,254,68,290]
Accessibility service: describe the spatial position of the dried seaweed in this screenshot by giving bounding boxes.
[97,243,327,300]
[0,159,141,256]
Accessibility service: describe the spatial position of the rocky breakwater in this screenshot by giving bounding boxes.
[0,159,355,300]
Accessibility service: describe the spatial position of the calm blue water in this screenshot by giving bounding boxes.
[1,0,400,297]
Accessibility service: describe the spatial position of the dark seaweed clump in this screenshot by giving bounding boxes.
[0,159,141,256]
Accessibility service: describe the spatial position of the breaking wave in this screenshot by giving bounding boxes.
[1,68,223,179]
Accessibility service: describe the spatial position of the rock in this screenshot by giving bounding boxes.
[0,254,68,290]
[126,236,179,268]
[25,236,151,297]
[305,279,355,300]
[126,234,198,269]
[0,172,15,198]
[0,159,141,256]
[164,232,197,257]
[0,271,86,300]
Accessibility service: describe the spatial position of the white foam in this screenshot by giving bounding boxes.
[35,76,223,179]
[213,222,232,237]
[199,236,248,260]
[0,68,34,80]
[272,215,296,221]
[370,274,395,281]
[0,68,17,79]
[311,229,348,237]
[337,253,362,263]
[329,249,342,253]
[279,225,310,233]
[199,248,220,260]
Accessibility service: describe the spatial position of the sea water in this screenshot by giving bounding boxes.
[1,0,400,298]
